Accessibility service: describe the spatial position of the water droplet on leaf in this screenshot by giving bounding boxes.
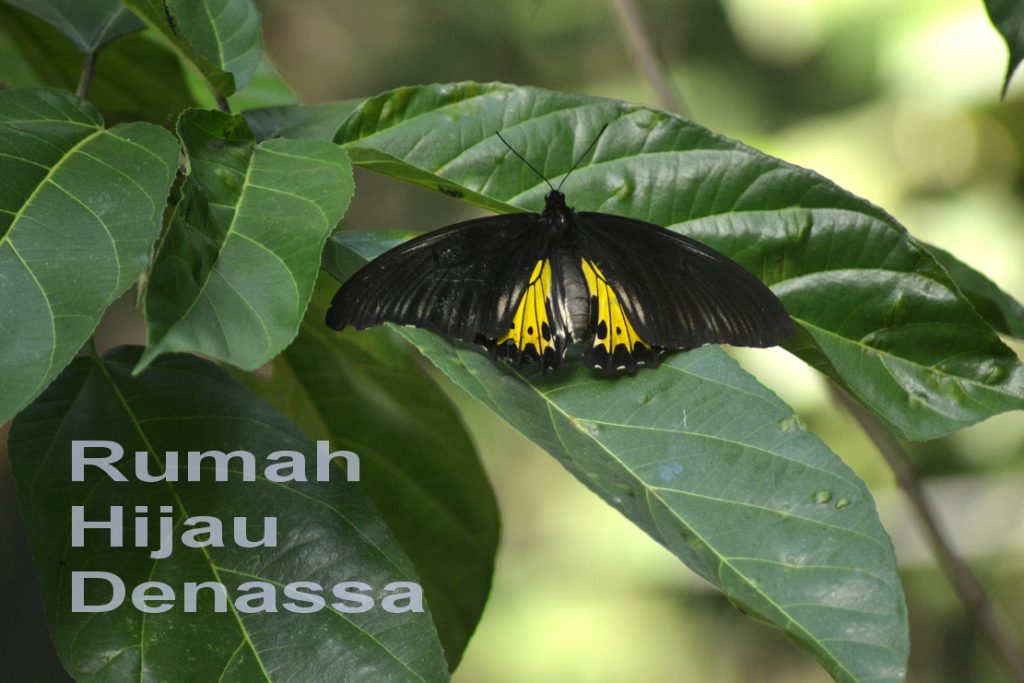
[862,331,891,351]
[778,415,806,432]
[658,462,684,482]
[981,361,1008,385]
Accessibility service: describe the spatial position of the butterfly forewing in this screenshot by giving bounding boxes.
[327,214,552,342]
[574,212,793,350]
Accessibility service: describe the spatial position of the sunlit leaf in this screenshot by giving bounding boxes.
[332,82,1024,441]
[138,108,353,373]
[0,87,177,425]
[8,346,449,682]
[241,275,499,668]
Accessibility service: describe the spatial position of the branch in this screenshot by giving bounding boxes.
[76,51,98,99]
[609,0,689,116]
[831,384,1024,682]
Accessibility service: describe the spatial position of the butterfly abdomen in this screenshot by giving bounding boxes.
[555,249,590,342]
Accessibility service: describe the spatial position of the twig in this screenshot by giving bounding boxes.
[87,336,102,360]
[831,384,1024,682]
[610,0,689,116]
[76,51,98,99]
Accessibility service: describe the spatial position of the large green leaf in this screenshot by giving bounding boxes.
[241,275,499,668]
[138,108,353,373]
[0,87,177,426]
[4,0,144,52]
[8,346,449,682]
[324,232,910,683]
[123,0,262,97]
[0,4,200,125]
[332,82,1024,441]
[985,0,1024,95]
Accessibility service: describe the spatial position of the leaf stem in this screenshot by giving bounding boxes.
[609,0,689,116]
[216,95,231,114]
[832,385,1024,682]
[76,51,98,99]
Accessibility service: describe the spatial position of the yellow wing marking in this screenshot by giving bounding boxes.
[496,259,557,358]
[580,259,650,355]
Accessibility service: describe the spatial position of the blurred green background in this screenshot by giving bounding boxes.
[253,0,1024,681]
[1,0,1022,681]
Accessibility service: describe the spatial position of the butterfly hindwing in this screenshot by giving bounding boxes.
[575,212,793,353]
[579,258,659,373]
[492,257,569,369]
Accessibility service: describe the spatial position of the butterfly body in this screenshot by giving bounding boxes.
[327,189,793,374]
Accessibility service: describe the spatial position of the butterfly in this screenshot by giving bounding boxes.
[326,130,794,374]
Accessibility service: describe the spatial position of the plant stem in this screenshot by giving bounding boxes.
[832,385,1024,682]
[76,51,98,99]
[216,95,231,114]
[609,0,689,116]
[87,336,101,359]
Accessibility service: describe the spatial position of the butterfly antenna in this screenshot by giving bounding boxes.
[556,123,609,192]
[497,131,555,192]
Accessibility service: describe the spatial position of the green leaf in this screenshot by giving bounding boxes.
[4,0,144,52]
[0,4,200,125]
[985,0,1024,96]
[240,275,499,668]
[244,100,362,141]
[226,55,296,111]
[182,53,298,113]
[0,87,177,426]
[333,82,1024,441]
[123,0,262,97]
[8,346,449,682]
[924,241,1024,339]
[324,232,910,683]
[0,10,45,87]
[138,109,353,373]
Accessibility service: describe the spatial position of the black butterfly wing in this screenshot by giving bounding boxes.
[574,212,793,361]
[326,213,559,353]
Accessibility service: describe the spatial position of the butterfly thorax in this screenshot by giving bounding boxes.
[542,190,573,236]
